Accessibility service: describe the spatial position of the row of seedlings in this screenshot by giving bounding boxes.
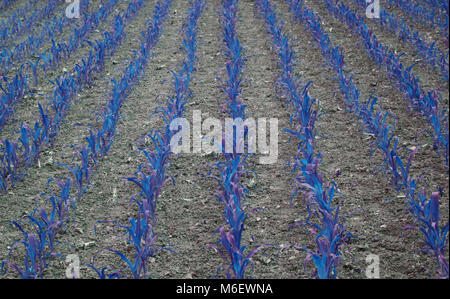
[285,0,449,279]
[385,0,448,42]
[1,0,174,279]
[0,0,148,193]
[256,0,349,279]
[352,0,449,83]
[0,0,114,132]
[206,0,272,279]
[321,0,449,168]
[89,0,206,279]
[0,0,65,45]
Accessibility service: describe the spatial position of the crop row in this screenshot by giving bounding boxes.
[352,0,449,83]
[0,0,89,76]
[0,0,447,279]
[0,0,119,133]
[256,0,348,279]
[205,0,263,279]
[286,0,449,279]
[90,0,205,278]
[0,0,146,193]
[0,0,64,45]
[322,0,449,168]
[30,0,119,81]
[0,0,38,43]
[1,0,174,278]
[385,0,449,42]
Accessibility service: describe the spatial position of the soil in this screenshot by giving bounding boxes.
[0,0,448,279]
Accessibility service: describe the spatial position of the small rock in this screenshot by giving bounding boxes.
[83,241,95,249]
[248,178,257,188]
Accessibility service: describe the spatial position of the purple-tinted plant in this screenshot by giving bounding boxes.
[87,40,107,73]
[1,0,65,45]
[256,0,349,278]
[44,178,75,224]
[0,0,39,43]
[0,0,124,137]
[28,60,40,87]
[85,129,100,168]
[357,93,397,164]
[98,0,202,279]
[353,0,449,82]
[322,0,449,167]
[1,177,74,279]
[407,188,449,278]
[86,264,121,279]
[208,153,265,278]
[1,232,46,279]
[286,0,449,278]
[18,121,43,166]
[28,209,59,255]
[1,0,175,280]
[204,0,270,279]
[0,160,8,191]
[293,155,347,279]
[108,215,159,279]
[386,138,417,190]
[94,114,115,157]
[1,139,21,187]
[0,69,29,132]
[127,135,171,226]
[218,1,246,120]
[211,226,264,279]
[18,124,32,167]
[56,161,90,200]
[0,0,149,193]
[386,0,449,43]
